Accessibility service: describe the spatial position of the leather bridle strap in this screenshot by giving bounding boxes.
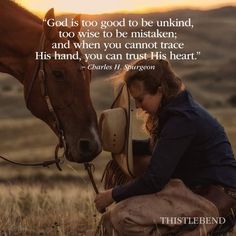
[84,162,99,194]
[0,155,61,168]
[0,33,65,171]
[25,33,45,106]
[36,34,67,171]
[84,163,105,213]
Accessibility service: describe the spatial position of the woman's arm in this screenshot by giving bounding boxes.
[112,115,196,202]
[133,139,152,156]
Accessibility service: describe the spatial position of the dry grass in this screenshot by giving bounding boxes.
[0,109,235,235]
[0,76,236,235]
[0,183,100,236]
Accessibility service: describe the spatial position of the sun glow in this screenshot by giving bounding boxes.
[16,0,153,15]
[16,0,236,16]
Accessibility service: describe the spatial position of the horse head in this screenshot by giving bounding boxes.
[22,9,102,163]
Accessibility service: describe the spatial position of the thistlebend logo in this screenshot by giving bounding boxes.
[160,217,226,225]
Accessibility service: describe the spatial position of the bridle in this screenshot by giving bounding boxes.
[0,33,65,170]
[0,31,100,194]
[25,33,67,171]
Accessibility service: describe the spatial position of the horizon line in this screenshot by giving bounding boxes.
[34,4,236,17]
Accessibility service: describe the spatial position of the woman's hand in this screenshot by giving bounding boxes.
[94,189,114,213]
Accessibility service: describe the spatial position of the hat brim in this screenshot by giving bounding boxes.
[111,83,134,177]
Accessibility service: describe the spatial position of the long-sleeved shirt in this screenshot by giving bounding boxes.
[112,90,236,202]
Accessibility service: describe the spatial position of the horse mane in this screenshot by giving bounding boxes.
[0,0,42,24]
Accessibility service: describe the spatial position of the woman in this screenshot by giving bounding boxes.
[95,59,236,235]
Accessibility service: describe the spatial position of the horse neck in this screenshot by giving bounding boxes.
[0,1,42,84]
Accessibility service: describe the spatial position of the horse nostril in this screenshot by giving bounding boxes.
[79,139,96,155]
[79,138,101,161]
[79,139,92,154]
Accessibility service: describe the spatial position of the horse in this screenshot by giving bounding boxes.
[0,1,102,164]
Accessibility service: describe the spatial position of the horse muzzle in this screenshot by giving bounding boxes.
[65,138,102,163]
[79,138,102,162]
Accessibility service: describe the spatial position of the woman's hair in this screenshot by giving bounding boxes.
[123,59,183,141]
[124,59,182,103]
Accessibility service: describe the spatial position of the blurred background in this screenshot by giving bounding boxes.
[0,0,235,235]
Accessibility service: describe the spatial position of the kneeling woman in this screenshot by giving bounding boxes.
[95,59,236,235]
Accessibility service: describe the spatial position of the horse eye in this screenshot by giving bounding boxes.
[53,70,65,80]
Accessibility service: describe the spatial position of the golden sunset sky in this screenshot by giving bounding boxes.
[16,0,235,15]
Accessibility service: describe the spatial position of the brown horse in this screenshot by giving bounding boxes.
[0,1,102,163]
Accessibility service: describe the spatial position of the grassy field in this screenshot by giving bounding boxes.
[0,183,98,235]
[0,72,236,235]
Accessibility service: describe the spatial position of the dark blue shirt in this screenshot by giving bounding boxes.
[112,90,236,202]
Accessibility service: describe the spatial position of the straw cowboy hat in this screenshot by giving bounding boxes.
[99,83,134,178]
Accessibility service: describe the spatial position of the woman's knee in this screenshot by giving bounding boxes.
[109,201,153,235]
[109,202,135,234]
[100,205,133,235]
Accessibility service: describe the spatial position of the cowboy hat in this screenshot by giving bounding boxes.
[99,83,134,177]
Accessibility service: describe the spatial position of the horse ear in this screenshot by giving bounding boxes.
[43,8,58,41]
[71,14,81,33]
